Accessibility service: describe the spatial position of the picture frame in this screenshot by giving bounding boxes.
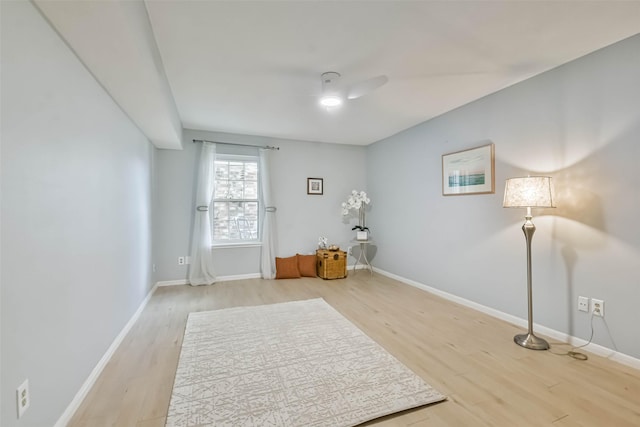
[442,143,495,196]
[307,177,323,195]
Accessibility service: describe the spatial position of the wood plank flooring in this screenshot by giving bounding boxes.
[68,273,640,426]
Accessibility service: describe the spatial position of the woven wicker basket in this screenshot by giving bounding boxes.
[316,249,347,279]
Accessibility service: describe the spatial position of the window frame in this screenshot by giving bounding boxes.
[210,154,260,246]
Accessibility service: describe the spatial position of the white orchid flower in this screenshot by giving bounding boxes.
[341,190,371,216]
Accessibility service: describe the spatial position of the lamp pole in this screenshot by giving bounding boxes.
[514,206,550,350]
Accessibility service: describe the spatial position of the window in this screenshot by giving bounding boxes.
[211,155,259,243]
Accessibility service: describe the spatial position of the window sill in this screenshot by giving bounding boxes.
[211,242,262,249]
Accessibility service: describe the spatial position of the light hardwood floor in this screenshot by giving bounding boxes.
[68,273,640,426]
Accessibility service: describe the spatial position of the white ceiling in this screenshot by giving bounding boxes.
[35,1,640,149]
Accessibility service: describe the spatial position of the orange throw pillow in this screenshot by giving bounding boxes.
[297,254,317,277]
[275,256,301,279]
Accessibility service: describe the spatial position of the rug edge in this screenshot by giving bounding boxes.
[350,395,448,427]
[186,297,328,319]
[170,297,448,426]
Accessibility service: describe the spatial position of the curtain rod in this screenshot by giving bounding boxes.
[192,139,279,150]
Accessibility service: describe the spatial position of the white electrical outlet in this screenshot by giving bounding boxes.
[178,256,185,265]
[17,379,30,419]
[592,299,605,317]
[578,296,589,312]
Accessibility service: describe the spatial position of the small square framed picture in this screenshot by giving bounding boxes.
[307,178,323,195]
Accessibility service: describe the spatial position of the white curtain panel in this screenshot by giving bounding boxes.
[188,142,217,286]
[259,149,277,279]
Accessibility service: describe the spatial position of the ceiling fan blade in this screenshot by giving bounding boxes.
[347,75,389,100]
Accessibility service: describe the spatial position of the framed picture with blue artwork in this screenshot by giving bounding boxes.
[442,143,495,196]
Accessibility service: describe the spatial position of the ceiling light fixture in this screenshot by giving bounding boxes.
[320,71,343,109]
[319,94,343,107]
[317,71,389,110]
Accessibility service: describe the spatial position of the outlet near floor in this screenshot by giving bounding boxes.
[16,379,30,419]
[578,296,589,312]
[592,299,605,317]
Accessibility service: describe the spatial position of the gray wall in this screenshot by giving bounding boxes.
[154,129,367,281]
[1,2,155,425]
[2,4,637,425]
[367,34,640,359]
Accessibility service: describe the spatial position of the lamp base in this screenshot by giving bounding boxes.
[514,332,549,350]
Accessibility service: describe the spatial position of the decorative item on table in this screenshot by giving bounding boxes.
[341,190,371,240]
[328,245,340,251]
[318,236,328,249]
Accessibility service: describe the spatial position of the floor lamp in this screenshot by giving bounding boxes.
[503,176,555,350]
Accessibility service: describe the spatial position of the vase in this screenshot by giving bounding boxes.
[359,206,366,229]
[356,206,368,241]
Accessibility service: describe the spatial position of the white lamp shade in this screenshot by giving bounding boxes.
[503,176,555,208]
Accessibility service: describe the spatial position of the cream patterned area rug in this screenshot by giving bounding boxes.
[166,298,445,426]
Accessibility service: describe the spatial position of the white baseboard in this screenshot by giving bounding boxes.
[156,273,261,287]
[217,273,262,281]
[54,283,159,427]
[374,267,640,371]
[156,279,189,286]
[55,272,261,424]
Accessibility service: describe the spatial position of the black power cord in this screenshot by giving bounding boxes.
[550,312,596,361]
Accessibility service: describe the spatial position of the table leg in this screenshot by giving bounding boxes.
[360,242,373,275]
[352,243,373,275]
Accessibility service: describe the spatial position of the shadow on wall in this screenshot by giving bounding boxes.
[501,119,638,338]
[551,123,639,270]
[552,132,639,338]
[350,243,377,264]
